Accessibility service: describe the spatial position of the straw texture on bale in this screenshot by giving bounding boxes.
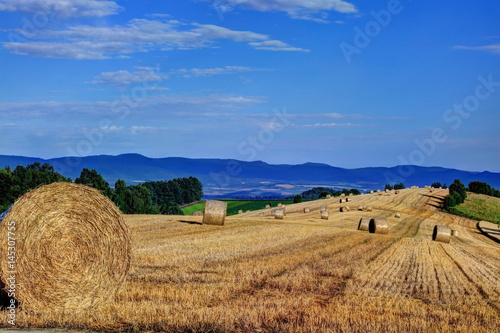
[346,198,350,202]
[451,230,459,237]
[326,194,332,199]
[395,212,401,218]
[303,207,310,213]
[366,206,373,212]
[432,225,451,243]
[339,199,345,203]
[271,209,276,216]
[274,209,284,219]
[203,200,227,226]
[265,204,271,209]
[339,206,350,212]
[321,211,329,220]
[340,193,345,197]
[358,205,365,211]
[193,211,203,216]
[0,182,130,311]
[358,218,370,231]
[320,206,327,212]
[369,218,389,234]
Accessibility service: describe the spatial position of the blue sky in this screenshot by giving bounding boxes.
[0,0,499,172]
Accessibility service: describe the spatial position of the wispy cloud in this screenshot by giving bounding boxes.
[3,19,308,59]
[0,0,122,18]
[454,44,500,55]
[172,65,258,77]
[90,67,169,86]
[207,0,357,22]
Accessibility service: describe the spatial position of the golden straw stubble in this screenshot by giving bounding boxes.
[0,182,131,311]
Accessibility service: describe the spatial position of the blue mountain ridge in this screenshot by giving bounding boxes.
[1,153,499,198]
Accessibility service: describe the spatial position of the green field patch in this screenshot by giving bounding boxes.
[449,192,500,224]
[181,199,295,216]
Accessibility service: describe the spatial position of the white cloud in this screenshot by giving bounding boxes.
[454,44,500,55]
[248,40,309,52]
[91,67,169,86]
[172,65,256,77]
[0,0,122,18]
[3,19,307,59]
[207,0,357,21]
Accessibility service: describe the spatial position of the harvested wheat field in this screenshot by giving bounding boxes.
[2,188,499,332]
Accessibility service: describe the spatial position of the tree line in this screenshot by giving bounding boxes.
[0,163,203,215]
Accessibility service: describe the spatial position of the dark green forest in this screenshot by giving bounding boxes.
[0,163,203,215]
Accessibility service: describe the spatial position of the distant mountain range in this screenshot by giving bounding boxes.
[1,153,499,198]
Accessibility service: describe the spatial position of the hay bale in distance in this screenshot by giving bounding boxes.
[320,206,327,212]
[321,210,329,220]
[0,182,130,311]
[340,193,345,197]
[193,211,203,216]
[274,209,284,219]
[339,198,345,203]
[271,209,276,216]
[258,212,265,217]
[349,193,353,196]
[326,194,332,199]
[339,206,350,212]
[358,205,365,211]
[265,204,271,209]
[395,212,401,218]
[303,207,310,213]
[369,218,389,234]
[366,206,373,212]
[395,190,400,194]
[346,198,350,202]
[451,230,459,237]
[370,190,374,194]
[203,200,227,226]
[358,218,370,231]
[432,225,451,243]
[238,209,243,214]
[278,203,283,207]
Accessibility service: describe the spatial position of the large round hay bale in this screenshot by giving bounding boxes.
[0,182,130,311]
[274,209,284,219]
[203,200,227,225]
[369,218,389,234]
[303,207,310,213]
[358,218,370,231]
[432,225,451,243]
[321,210,329,220]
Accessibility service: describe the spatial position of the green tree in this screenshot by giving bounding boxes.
[293,194,303,203]
[431,182,442,188]
[319,191,330,199]
[449,179,466,205]
[75,168,111,197]
[349,189,361,195]
[385,184,394,191]
[113,179,134,214]
[131,184,157,214]
[468,181,495,196]
[443,194,456,210]
[393,183,405,190]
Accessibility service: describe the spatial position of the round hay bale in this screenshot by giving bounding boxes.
[193,211,203,216]
[258,212,265,217]
[326,194,332,199]
[432,225,451,243]
[369,218,389,234]
[238,209,243,214]
[0,182,130,311]
[358,218,370,231]
[265,204,271,209]
[203,200,227,226]
[339,206,349,212]
[320,206,327,212]
[395,212,401,218]
[271,209,276,216]
[358,205,365,211]
[274,209,284,219]
[278,203,283,207]
[395,190,400,194]
[303,207,310,213]
[366,206,373,212]
[321,210,329,220]
[377,189,381,193]
[349,193,353,196]
[340,193,345,197]
[451,229,459,237]
[370,190,374,194]
[346,198,350,202]
[246,210,250,213]
[339,199,345,203]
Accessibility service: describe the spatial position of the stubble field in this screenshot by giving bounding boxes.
[2,188,499,332]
